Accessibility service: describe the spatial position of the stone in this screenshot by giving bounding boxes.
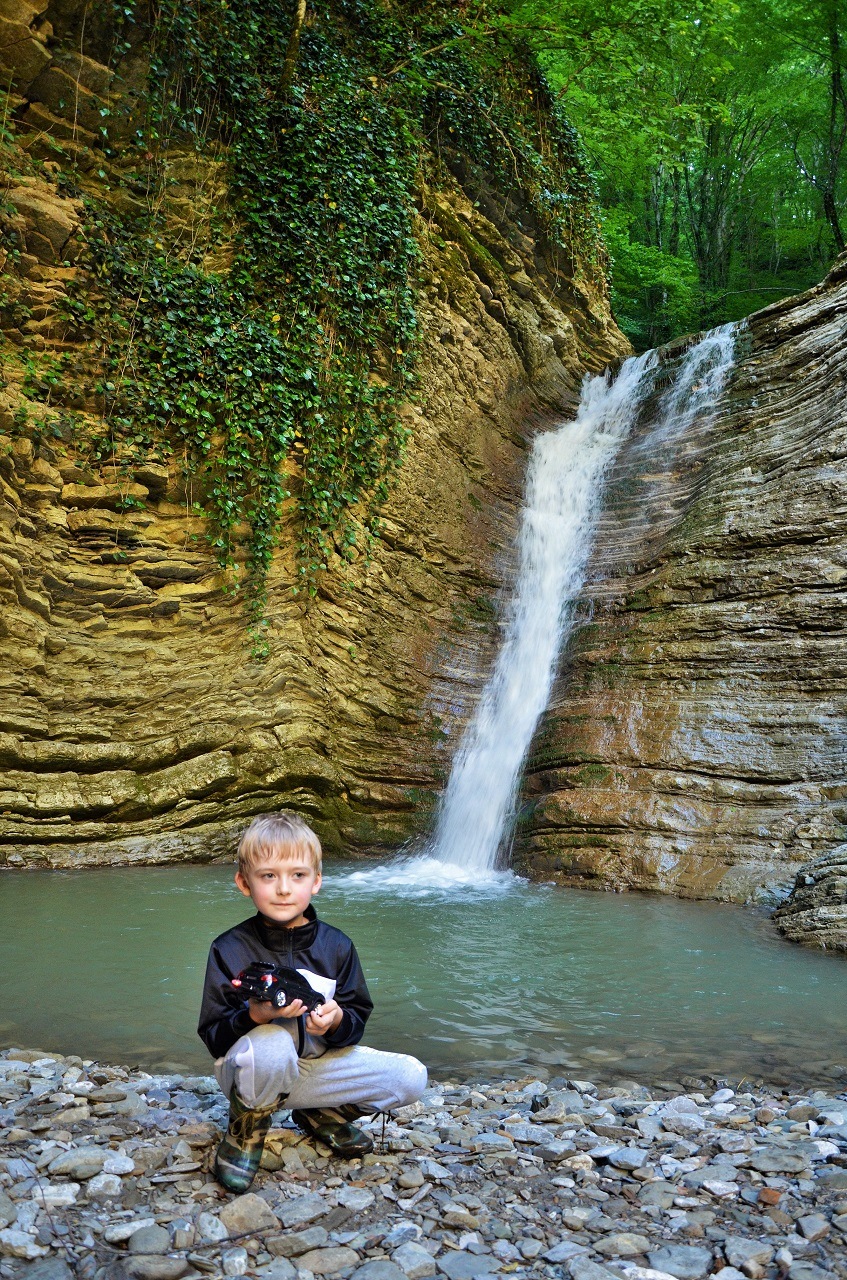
[435,1254,501,1279]
[747,1150,809,1174]
[267,1227,329,1258]
[352,1264,407,1280]
[796,1215,830,1242]
[87,1172,123,1198]
[296,1246,360,1275]
[595,1232,651,1258]
[104,1219,157,1245]
[219,1192,280,1235]
[646,1245,713,1280]
[607,1146,651,1169]
[122,1260,189,1280]
[256,1262,297,1280]
[391,1241,437,1278]
[788,1267,837,1280]
[0,1229,48,1259]
[128,1225,171,1255]
[638,1181,678,1209]
[517,1237,543,1258]
[31,1183,79,1208]
[17,1261,74,1280]
[337,1186,376,1211]
[277,1194,328,1229]
[567,1261,622,1280]
[196,1212,229,1242]
[724,1238,774,1277]
[47,1146,107,1178]
[0,1191,16,1228]
[222,1247,249,1276]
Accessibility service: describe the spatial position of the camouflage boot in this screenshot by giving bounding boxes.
[214,1090,284,1193]
[290,1103,374,1157]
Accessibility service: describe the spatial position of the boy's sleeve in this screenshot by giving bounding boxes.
[321,937,373,1049]
[197,941,256,1059]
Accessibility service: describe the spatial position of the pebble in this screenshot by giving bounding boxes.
[0,1050,844,1280]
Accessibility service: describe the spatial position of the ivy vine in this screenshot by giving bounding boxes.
[81,0,602,653]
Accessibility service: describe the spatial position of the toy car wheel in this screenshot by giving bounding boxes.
[273,990,288,1008]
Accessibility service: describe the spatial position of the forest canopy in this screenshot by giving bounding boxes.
[456,0,846,347]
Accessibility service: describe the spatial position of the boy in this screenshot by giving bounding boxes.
[198,811,427,1193]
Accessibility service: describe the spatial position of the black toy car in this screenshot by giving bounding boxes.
[230,962,325,1012]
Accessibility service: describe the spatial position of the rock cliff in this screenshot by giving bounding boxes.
[774,846,847,952]
[0,0,626,866]
[516,254,847,905]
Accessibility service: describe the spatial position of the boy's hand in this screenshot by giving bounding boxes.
[305,998,343,1036]
[247,997,308,1025]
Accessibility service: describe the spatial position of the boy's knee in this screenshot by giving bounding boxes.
[392,1053,428,1108]
[221,1024,299,1109]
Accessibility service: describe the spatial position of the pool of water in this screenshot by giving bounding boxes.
[1,859,845,1089]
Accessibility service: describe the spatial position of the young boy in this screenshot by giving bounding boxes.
[198,811,428,1192]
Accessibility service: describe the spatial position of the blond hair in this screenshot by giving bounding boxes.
[237,812,322,875]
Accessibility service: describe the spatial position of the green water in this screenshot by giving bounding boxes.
[1,861,845,1088]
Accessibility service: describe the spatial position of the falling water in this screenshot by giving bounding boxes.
[429,324,737,874]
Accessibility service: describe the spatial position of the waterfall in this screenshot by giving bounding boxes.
[429,324,736,874]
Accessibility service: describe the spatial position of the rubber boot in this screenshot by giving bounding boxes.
[290,1103,374,1157]
[214,1089,285,1193]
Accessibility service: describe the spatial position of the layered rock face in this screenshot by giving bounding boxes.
[516,256,847,904]
[0,5,626,866]
[774,847,847,952]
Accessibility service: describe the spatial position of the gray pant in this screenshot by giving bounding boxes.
[215,1023,428,1113]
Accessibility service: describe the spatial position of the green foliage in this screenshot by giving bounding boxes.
[521,0,845,346]
[85,0,600,652]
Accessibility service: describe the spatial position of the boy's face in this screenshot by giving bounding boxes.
[235,856,322,928]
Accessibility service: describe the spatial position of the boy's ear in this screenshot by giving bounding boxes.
[311,871,322,897]
[234,870,253,898]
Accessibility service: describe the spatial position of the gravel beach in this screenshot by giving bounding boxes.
[1,1048,845,1280]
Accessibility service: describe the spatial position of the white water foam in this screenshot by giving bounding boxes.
[329,855,524,899]
[421,325,736,877]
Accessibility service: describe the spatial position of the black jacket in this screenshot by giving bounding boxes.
[197,904,373,1059]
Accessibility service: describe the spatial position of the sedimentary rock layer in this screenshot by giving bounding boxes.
[516,255,847,904]
[774,846,847,952]
[0,14,626,866]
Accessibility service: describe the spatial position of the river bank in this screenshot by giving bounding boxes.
[1,1048,845,1280]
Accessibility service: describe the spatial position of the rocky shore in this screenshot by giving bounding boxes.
[1,1050,846,1280]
